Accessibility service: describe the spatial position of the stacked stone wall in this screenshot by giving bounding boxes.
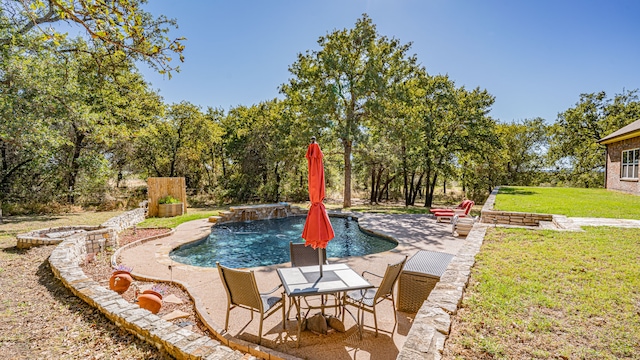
[16,225,116,250]
[481,210,552,226]
[210,203,305,224]
[47,230,246,360]
[480,187,553,226]
[101,208,147,233]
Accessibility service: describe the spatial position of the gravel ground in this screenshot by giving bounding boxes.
[0,227,204,360]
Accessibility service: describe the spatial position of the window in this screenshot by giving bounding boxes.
[621,148,639,179]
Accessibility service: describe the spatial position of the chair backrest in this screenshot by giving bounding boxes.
[463,201,475,215]
[290,242,327,267]
[458,200,471,209]
[374,255,408,300]
[216,262,263,311]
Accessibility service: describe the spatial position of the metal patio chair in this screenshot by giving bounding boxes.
[216,262,285,344]
[289,241,328,267]
[343,255,408,337]
[288,242,337,318]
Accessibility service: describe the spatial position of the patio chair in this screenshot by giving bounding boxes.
[452,214,476,237]
[216,262,285,344]
[433,200,474,223]
[343,255,408,337]
[289,242,328,267]
[288,242,336,317]
[429,199,471,214]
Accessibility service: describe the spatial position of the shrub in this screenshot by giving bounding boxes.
[158,195,181,204]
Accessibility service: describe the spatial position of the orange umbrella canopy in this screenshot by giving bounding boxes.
[301,141,335,249]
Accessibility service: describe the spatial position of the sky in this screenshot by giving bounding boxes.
[135,0,640,123]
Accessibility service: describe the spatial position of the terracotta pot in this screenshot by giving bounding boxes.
[109,270,133,294]
[138,290,163,314]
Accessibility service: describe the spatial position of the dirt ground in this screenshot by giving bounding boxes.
[0,227,205,360]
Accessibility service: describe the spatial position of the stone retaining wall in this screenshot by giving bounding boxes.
[480,187,553,226]
[48,230,245,360]
[209,203,305,224]
[16,225,117,250]
[17,207,147,250]
[101,207,147,232]
[481,210,553,226]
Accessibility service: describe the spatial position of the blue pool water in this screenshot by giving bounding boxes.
[169,216,397,268]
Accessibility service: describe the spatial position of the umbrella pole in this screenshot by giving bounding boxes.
[318,249,323,277]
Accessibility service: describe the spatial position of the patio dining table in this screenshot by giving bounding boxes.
[277,263,373,346]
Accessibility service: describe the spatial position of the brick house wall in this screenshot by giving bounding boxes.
[605,136,640,194]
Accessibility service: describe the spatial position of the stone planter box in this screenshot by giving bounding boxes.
[158,203,183,217]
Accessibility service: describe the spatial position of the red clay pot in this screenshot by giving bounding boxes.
[138,290,163,314]
[109,270,133,294]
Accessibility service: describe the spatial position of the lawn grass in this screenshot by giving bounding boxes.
[137,207,222,228]
[495,186,640,219]
[445,227,640,359]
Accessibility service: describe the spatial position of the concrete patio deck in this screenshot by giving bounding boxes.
[118,213,467,360]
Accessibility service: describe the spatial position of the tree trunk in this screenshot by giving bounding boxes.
[221,147,227,177]
[410,173,424,205]
[343,139,352,208]
[369,165,377,204]
[407,171,416,206]
[424,173,438,208]
[378,174,395,203]
[274,162,281,202]
[374,165,384,204]
[67,130,85,205]
[401,144,410,206]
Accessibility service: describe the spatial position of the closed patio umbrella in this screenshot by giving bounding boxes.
[301,137,335,276]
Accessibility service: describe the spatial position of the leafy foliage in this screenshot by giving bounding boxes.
[548,90,640,187]
[3,9,633,215]
[158,195,180,204]
[282,14,418,207]
[1,0,185,75]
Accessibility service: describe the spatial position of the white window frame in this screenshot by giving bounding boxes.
[621,148,639,179]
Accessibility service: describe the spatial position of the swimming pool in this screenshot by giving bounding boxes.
[169,216,397,268]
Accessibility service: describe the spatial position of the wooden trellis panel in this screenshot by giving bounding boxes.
[147,177,187,217]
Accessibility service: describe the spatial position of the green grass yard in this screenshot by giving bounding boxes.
[495,186,640,219]
[444,226,640,359]
[137,207,221,228]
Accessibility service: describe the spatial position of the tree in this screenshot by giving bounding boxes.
[1,0,185,75]
[218,99,303,203]
[497,118,548,185]
[548,90,640,187]
[0,36,162,207]
[135,102,202,178]
[417,75,498,207]
[282,14,416,208]
[0,40,64,210]
[51,43,162,204]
